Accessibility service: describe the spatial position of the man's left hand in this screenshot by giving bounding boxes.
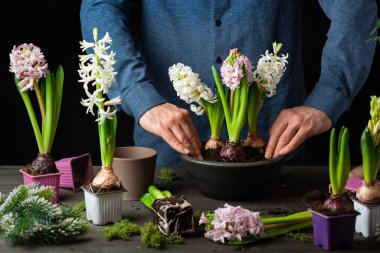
[265,106,332,159]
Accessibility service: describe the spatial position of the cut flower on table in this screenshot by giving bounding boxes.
[199,203,312,245]
[9,43,64,175]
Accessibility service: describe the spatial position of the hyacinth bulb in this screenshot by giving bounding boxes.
[26,153,58,176]
[323,195,354,214]
[220,141,246,162]
[90,166,123,192]
[243,133,266,152]
[204,137,225,150]
[356,180,380,204]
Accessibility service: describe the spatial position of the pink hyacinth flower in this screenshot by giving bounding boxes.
[220,48,253,91]
[9,43,48,92]
[203,203,264,243]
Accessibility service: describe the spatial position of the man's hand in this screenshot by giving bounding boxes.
[139,103,203,159]
[265,106,332,159]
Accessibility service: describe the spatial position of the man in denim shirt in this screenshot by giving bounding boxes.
[80,0,377,166]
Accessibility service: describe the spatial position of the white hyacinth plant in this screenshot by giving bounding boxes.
[244,42,288,152]
[169,63,225,151]
[78,27,123,192]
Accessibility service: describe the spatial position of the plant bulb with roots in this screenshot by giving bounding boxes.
[356,180,380,204]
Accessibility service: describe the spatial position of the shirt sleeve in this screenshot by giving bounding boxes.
[80,0,167,122]
[302,0,377,124]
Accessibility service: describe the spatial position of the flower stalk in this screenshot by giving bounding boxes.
[79,27,123,191]
[245,42,288,151]
[9,44,64,174]
[357,96,380,204]
[168,63,224,145]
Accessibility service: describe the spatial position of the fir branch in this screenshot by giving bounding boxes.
[0,184,88,245]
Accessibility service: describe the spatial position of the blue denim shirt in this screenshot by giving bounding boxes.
[80,0,377,166]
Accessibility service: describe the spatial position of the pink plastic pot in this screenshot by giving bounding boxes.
[19,169,61,203]
[55,153,93,192]
[311,209,358,250]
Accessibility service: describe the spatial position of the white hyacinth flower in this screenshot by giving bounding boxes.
[78,28,120,124]
[253,42,288,97]
[168,63,217,116]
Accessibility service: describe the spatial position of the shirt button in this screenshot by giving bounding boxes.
[216,57,222,64]
[215,19,222,27]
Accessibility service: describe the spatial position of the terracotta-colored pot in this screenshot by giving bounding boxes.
[55,153,94,192]
[113,146,157,201]
[19,169,61,203]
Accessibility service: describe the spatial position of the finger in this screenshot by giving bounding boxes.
[181,109,203,149]
[170,124,192,150]
[161,129,190,155]
[278,127,309,156]
[265,121,287,159]
[274,124,299,157]
[180,124,203,159]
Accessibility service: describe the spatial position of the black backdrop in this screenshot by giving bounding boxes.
[0,0,379,166]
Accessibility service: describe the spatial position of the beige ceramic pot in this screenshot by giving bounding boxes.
[113,146,157,201]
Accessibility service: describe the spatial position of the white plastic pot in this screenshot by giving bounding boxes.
[353,198,380,238]
[82,187,124,225]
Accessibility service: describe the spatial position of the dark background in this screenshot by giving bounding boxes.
[0,0,379,166]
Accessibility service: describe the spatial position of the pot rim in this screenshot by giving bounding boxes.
[181,154,286,168]
[81,186,126,196]
[113,146,157,161]
[19,169,62,178]
[309,208,359,219]
[351,197,380,207]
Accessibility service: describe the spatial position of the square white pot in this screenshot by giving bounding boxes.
[353,198,380,238]
[82,187,124,225]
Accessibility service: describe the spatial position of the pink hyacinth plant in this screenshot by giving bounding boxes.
[9,43,64,175]
[199,203,312,245]
[212,49,253,162]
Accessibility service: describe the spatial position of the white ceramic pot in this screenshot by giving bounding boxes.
[353,198,380,238]
[82,187,124,225]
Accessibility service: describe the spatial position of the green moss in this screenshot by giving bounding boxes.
[140,222,162,248]
[193,210,202,221]
[158,167,177,185]
[166,234,184,244]
[285,231,312,243]
[102,219,140,241]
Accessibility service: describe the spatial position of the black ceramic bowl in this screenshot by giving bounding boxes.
[181,155,286,201]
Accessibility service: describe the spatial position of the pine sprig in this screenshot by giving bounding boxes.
[0,183,88,245]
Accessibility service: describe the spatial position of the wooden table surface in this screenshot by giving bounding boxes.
[0,165,379,253]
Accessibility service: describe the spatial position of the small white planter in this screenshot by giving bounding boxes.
[82,187,124,225]
[353,198,380,238]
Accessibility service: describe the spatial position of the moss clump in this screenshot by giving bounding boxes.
[102,219,140,241]
[158,167,177,185]
[166,234,184,244]
[141,222,162,248]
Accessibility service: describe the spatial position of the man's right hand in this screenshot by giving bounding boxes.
[139,103,203,159]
